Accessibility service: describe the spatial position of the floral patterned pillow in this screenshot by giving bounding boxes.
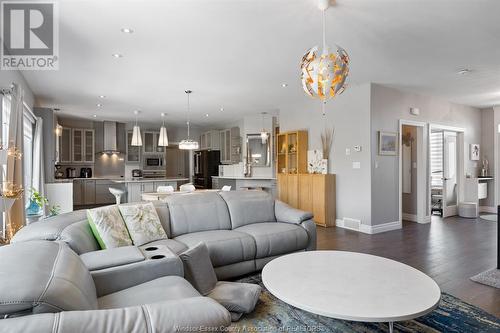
[87,205,132,249]
[118,202,168,246]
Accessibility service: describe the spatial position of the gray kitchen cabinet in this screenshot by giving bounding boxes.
[126,182,155,203]
[126,131,141,163]
[200,130,220,150]
[84,180,96,205]
[58,127,72,163]
[95,180,124,204]
[72,129,84,163]
[83,129,95,163]
[143,131,155,154]
[220,127,241,164]
[71,128,94,163]
[73,180,83,205]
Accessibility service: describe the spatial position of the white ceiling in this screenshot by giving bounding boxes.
[21,0,500,126]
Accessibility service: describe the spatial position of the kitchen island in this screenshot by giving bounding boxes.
[212,176,276,198]
[49,177,189,208]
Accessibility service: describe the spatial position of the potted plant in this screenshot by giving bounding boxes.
[26,188,48,216]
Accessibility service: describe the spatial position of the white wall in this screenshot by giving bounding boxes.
[279,83,373,226]
[370,84,482,225]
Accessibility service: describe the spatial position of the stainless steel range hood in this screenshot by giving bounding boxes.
[102,121,121,154]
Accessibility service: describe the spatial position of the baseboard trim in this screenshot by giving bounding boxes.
[336,219,402,234]
[479,206,496,214]
[402,213,417,222]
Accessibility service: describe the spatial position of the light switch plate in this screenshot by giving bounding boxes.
[353,162,361,169]
[346,148,351,155]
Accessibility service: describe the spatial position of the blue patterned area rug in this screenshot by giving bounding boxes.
[232,274,500,333]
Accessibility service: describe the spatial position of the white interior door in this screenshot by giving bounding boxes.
[442,131,458,217]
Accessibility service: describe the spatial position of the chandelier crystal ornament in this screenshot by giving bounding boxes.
[131,110,142,146]
[179,90,199,150]
[301,0,349,114]
[158,113,169,147]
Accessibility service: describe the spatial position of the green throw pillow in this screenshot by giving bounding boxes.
[118,202,168,246]
[87,205,132,249]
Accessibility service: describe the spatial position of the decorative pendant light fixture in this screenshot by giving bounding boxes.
[158,113,169,147]
[179,90,199,150]
[131,110,142,146]
[260,112,269,144]
[301,0,349,115]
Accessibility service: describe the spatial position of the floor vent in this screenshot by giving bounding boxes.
[343,218,361,231]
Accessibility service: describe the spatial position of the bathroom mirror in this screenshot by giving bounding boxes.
[246,134,270,167]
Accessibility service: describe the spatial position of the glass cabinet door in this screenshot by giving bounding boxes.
[59,127,72,163]
[127,131,140,162]
[72,129,83,162]
[144,132,154,153]
[84,130,94,162]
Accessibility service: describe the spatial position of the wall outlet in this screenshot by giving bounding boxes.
[354,145,361,152]
[352,162,361,169]
[345,148,351,155]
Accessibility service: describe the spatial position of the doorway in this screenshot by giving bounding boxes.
[399,120,427,224]
[428,125,465,218]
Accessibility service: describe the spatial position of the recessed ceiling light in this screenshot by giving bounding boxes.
[96,103,103,107]
[220,107,224,112]
[112,53,123,58]
[121,28,134,34]
[205,113,209,117]
[99,95,106,99]
[93,114,97,118]
[457,69,471,75]
[281,83,288,88]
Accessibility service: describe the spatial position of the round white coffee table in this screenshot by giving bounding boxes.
[262,251,441,332]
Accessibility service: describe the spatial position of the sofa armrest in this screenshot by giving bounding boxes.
[300,219,317,251]
[80,246,145,271]
[275,200,313,224]
[0,297,231,333]
[91,246,183,296]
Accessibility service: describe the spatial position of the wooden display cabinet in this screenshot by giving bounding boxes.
[276,131,308,175]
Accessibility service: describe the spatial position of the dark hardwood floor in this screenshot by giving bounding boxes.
[316,215,500,318]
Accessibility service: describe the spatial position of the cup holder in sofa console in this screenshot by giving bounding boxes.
[144,247,158,252]
[151,255,165,260]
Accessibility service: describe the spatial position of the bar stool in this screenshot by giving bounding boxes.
[109,187,126,204]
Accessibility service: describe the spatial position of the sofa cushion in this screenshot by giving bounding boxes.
[235,222,308,258]
[97,276,199,309]
[87,206,132,249]
[218,191,276,229]
[179,242,218,295]
[141,238,188,254]
[118,202,168,246]
[165,192,232,237]
[175,230,256,267]
[0,241,97,317]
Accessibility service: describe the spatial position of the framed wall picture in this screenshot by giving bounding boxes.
[378,131,398,156]
[470,143,480,161]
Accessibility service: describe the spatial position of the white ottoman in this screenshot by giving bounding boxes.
[458,202,478,218]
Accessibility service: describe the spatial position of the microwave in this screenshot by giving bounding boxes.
[143,155,164,170]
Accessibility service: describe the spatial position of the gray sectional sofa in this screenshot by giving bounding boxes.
[12,191,316,281]
[2,191,317,332]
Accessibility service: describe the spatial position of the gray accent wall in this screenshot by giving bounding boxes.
[279,83,373,226]
[370,84,482,225]
[480,108,495,207]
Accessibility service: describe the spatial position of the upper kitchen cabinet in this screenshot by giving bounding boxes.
[126,130,140,163]
[71,129,94,163]
[220,127,241,164]
[200,130,220,150]
[143,131,164,154]
[58,127,72,163]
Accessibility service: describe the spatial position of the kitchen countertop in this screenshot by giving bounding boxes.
[52,177,189,183]
[212,176,276,180]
